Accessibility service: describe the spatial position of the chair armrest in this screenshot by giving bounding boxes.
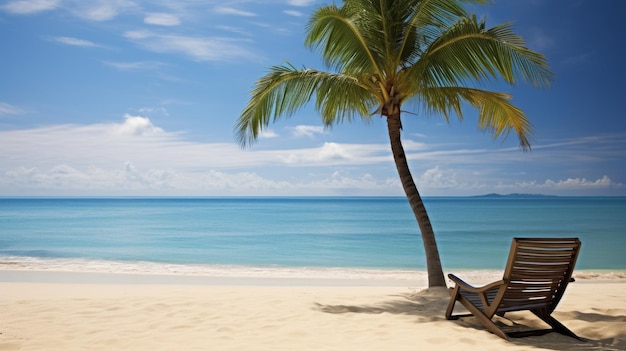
[448,274,506,293]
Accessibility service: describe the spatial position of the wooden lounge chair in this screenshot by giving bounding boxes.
[445,237,582,341]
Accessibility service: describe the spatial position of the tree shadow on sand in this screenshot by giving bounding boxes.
[313,287,626,351]
[313,287,449,323]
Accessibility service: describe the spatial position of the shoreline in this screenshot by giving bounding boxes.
[2,252,625,281]
[0,267,624,287]
[0,270,421,286]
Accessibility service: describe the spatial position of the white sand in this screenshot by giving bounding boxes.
[0,272,624,351]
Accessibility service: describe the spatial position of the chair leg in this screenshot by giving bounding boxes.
[446,285,510,340]
[456,295,509,341]
[445,286,460,320]
[532,310,583,341]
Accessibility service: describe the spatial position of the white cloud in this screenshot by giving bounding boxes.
[399,139,430,152]
[124,30,151,40]
[530,176,617,190]
[1,117,623,196]
[0,164,404,196]
[54,36,98,47]
[144,12,180,26]
[1,0,58,14]
[303,171,398,194]
[70,0,137,21]
[283,10,303,17]
[138,106,169,117]
[0,116,401,195]
[215,25,251,37]
[417,166,458,189]
[493,176,623,195]
[291,125,326,138]
[258,129,279,139]
[0,116,231,173]
[192,171,294,193]
[287,0,314,6]
[114,114,164,136]
[123,31,257,62]
[0,102,26,116]
[215,6,256,17]
[317,142,351,161]
[277,142,389,166]
[73,4,117,21]
[2,164,178,193]
[103,61,165,71]
[0,116,383,172]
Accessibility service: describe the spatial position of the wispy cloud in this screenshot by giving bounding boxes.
[276,142,389,166]
[283,10,303,17]
[70,1,138,21]
[123,30,257,62]
[258,129,279,139]
[0,102,26,116]
[144,12,180,26]
[287,0,315,6]
[546,176,616,189]
[0,116,394,195]
[417,166,460,190]
[0,0,59,14]
[495,176,622,194]
[291,125,327,138]
[215,6,256,17]
[412,165,622,196]
[0,164,403,196]
[54,36,100,47]
[103,60,165,71]
[0,118,624,196]
[138,106,169,117]
[215,25,251,37]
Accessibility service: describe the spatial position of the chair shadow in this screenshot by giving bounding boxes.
[470,311,626,351]
[313,288,626,351]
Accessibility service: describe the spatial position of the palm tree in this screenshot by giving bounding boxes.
[235,0,552,287]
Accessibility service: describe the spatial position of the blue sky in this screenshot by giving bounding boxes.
[0,0,624,196]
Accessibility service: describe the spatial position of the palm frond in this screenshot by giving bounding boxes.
[235,63,374,147]
[413,15,552,90]
[400,0,486,63]
[419,86,533,149]
[305,4,383,78]
[314,74,378,126]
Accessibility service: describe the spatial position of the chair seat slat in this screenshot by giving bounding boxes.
[512,262,571,270]
[515,256,574,263]
[517,248,576,255]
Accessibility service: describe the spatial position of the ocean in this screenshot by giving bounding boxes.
[0,197,624,281]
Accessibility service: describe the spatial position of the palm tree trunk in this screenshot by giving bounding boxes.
[386,112,446,288]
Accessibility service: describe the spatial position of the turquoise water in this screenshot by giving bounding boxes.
[0,197,624,273]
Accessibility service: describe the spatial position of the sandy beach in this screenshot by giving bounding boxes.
[0,271,624,351]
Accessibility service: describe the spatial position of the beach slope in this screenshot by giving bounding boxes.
[0,275,624,350]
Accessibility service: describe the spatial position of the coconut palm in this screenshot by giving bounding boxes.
[235,0,552,287]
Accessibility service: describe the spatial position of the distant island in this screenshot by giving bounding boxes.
[473,193,558,198]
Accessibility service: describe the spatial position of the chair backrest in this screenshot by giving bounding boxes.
[498,238,581,313]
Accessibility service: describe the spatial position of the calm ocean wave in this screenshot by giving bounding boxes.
[1,197,624,279]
